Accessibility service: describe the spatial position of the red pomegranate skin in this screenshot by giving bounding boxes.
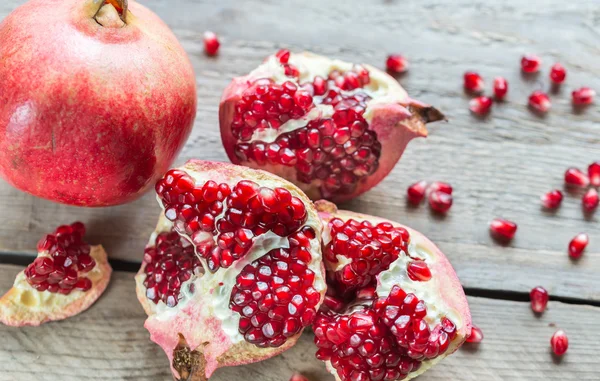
[0,0,197,206]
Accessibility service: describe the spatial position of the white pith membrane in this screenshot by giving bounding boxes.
[317,203,470,381]
[0,246,111,326]
[135,161,326,379]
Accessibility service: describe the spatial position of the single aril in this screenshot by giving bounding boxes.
[528,91,551,113]
[493,77,508,100]
[135,160,326,381]
[521,54,541,73]
[582,188,599,212]
[469,96,493,115]
[464,72,484,93]
[465,325,483,344]
[489,218,517,241]
[549,63,566,84]
[564,167,589,187]
[529,286,549,314]
[589,162,600,187]
[386,55,409,74]
[290,373,310,381]
[406,181,428,205]
[204,31,220,56]
[572,87,595,105]
[313,201,471,381]
[428,181,453,195]
[568,233,589,259]
[0,222,111,326]
[541,189,563,209]
[428,191,453,214]
[550,330,568,356]
[219,51,444,202]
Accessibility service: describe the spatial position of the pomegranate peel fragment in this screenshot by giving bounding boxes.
[0,245,111,327]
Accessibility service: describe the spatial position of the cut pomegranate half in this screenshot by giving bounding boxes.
[313,201,471,381]
[0,222,111,326]
[219,51,444,203]
[135,160,326,381]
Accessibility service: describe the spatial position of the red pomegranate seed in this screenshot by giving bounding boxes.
[428,191,452,213]
[469,96,493,115]
[466,325,483,343]
[572,87,595,105]
[290,373,309,381]
[406,180,428,205]
[275,49,291,64]
[386,54,408,74]
[564,167,589,187]
[489,218,517,240]
[464,72,484,93]
[203,31,220,56]
[549,63,566,84]
[407,261,432,282]
[550,330,568,356]
[493,77,508,100]
[528,91,551,113]
[529,286,549,313]
[521,54,541,73]
[582,188,599,212]
[568,233,588,259]
[540,189,563,209]
[589,162,600,187]
[323,295,344,312]
[429,181,452,195]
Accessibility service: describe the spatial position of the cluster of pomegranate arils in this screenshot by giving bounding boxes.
[24,222,95,294]
[465,54,595,115]
[406,181,453,214]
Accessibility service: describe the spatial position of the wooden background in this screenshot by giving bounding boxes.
[1,0,599,380]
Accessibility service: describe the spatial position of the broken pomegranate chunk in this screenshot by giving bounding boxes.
[521,54,541,73]
[568,233,589,259]
[203,31,220,56]
[493,77,508,100]
[529,286,549,313]
[572,87,595,105]
[528,91,551,113]
[469,96,493,115]
[564,167,589,187]
[541,189,563,209]
[582,188,599,212]
[549,63,566,84]
[464,72,484,93]
[386,55,409,74]
[489,218,517,241]
[550,330,568,356]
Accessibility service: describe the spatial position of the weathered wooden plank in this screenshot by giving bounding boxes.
[0,264,597,381]
[0,0,598,301]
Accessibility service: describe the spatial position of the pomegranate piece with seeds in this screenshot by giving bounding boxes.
[589,162,600,187]
[219,51,444,203]
[550,330,568,356]
[406,180,428,205]
[528,91,551,113]
[521,54,541,73]
[135,160,326,380]
[469,96,493,115]
[490,218,517,241]
[313,201,471,381]
[493,77,508,100]
[203,31,220,56]
[386,55,409,74]
[582,188,599,212]
[564,167,589,187]
[464,72,484,93]
[0,223,111,326]
[530,286,549,314]
[569,233,589,259]
[541,189,563,209]
[572,87,595,105]
[549,63,566,84]
[465,324,483,344]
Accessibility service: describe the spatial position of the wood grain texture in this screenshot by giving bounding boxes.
[0,0,598,304]
[0,264,598,381]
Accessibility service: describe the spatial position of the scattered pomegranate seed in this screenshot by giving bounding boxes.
[521,54,541,73]
[489,218,517,241]
[582,188,599,212]
[386,54,408,74]
[466,325,483,343]
[407,260,432,282]
[428,181,453,195]
[203,31,220,56]
[406,180,428,205]
[564,167,589,187]
[549,63,566,84]
[550,330,569,356]
[568,233,589,259]
[541,189,563,209]
[469,96,493,115]
[572,87,595,105]
[493,77,508,100]
[528,91,551,113]
[428,190,453,213]
[275,49,291,64]
[464,72,484,93]
[589,162,600,187]
[529,286,549,313]
[290,373,309,381]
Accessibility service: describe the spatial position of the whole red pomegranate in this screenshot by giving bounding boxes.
[135,160,326,380]
[314,201,471,381]
[219,51,444,202]
[0,0,196,206]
